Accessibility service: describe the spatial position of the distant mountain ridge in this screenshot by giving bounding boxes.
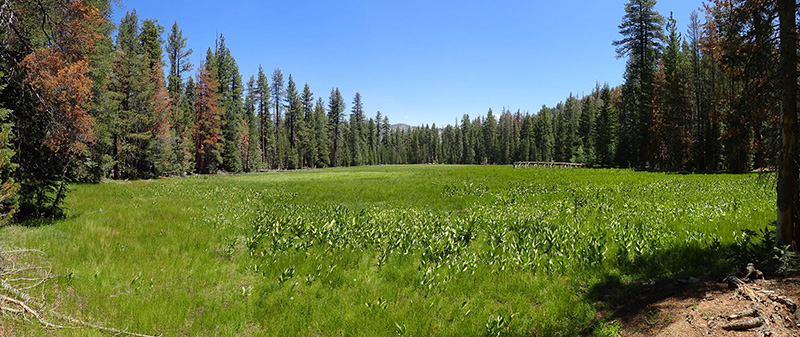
[390,123,413,131]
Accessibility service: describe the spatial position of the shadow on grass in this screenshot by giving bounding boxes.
[587,223,779,330]
[16,213,78,228]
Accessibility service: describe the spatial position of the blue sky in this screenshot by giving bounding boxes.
[111,0,703,126]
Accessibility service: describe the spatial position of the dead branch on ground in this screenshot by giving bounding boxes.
[0,246,160,336]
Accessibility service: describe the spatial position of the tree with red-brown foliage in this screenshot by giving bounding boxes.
[702,0,778,172]
[193,63,223,174]
[0,0,105,219]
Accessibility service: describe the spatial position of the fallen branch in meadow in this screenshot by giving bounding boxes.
[0,247,160,337]
[724,274,760,302]
[718,263,800,333]
[721,267,767,332]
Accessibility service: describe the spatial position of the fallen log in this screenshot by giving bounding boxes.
[721,316,765,331]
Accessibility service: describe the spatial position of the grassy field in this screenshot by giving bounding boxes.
[0,165,775,336]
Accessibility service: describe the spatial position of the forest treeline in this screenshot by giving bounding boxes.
[0,0,797,222]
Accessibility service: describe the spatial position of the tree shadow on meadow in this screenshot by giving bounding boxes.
[15,213,79,228]
[586,223,783,329]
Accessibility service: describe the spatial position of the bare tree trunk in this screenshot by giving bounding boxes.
[777,0,799,250]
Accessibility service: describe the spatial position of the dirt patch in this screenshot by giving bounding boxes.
[595,276,800,337]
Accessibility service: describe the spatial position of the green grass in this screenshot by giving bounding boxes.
[0,165,775,336]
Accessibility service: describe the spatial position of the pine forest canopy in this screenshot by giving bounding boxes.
[0,0,798,249]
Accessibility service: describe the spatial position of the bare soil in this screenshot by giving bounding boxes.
[595,275,800,337]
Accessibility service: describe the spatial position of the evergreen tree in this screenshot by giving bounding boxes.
[166,22,193,102]
[498,110,513,164]
[6,0,104,217]
[243,76,260,172]
[256,66,274,167]
[520,115,536,161]
[139,19,173,176]
[193,63,223,174]
[214,35,244,173]
[313,98,330,167]
[301,84,317,167]
[163,22,194,175]
[0,71,18,224]
[659,13,693,170]
[139,19,164,69]
[578,95,597,158]
[613,0,664,167]
[109,11,160,179]
[594,85,618,166]
[271,69,285,165]
[534,106,555,162]
[562,95,580,162]
[177,76,197,172]
[687,10,711,172]
[350,93,365,166]
[328,88,345,166]
[483,109,497,164]
[381,115,392,163]
[284,75,302,168]
[460,115,475,164]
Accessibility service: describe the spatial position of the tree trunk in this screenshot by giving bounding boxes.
[777,0,799,250]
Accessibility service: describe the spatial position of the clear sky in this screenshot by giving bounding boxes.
[111,0,704,126]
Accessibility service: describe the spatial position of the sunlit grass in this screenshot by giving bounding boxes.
[0,165,774,336]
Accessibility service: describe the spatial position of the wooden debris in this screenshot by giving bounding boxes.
[721,316,765,331]
[0,246,160,336]
[768,294,797,312]
[725,275,760,301]
[728,303,759,320]
[744,263,764,281]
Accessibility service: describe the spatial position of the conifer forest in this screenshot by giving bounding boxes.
[1,0,800,336]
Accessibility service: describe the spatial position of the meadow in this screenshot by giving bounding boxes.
[0,165,775,336]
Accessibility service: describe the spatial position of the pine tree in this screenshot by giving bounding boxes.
[483,109,497,164]
[594,85,618,166]
[166,21,193,102]
[214,35,244,173]
[193,63,223,174]
[0,71,18,224]
[328,88,345,166]
[139,19,164,69]
[256,66,273,167]
[243,76,260,172]
[6,0,104,217]
[381,115,392,163]
[562,95,580,162]
[578,95,597,158]
[520,114,535,161]
[109,11,159,179]
[498,110,513,164]
[688,10,711,172]
[177,76,196,172]
[285,75,299,147]
[534,106,555,162]
[301,84,317,167]
[375,111,384,163]
[313,98,330,167]
[139,19,173,176]
[350,93,365,166]
[460,115,475,164]
[613,0,664,167]
[284,75,302,168]
[148,56,173,176]
[81,0,115,183]
[271,69,284,166]
[659,13,693,170]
